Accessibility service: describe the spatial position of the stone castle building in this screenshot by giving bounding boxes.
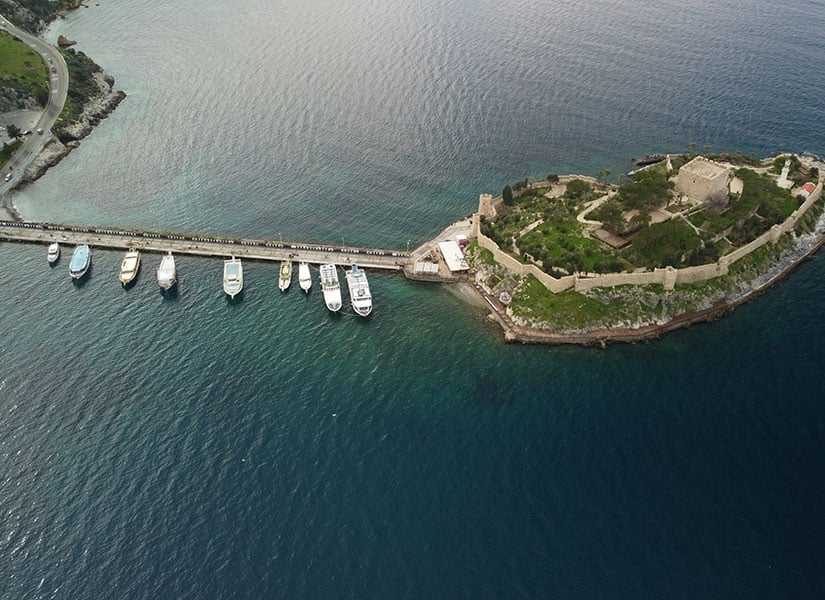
[676,156,731,206]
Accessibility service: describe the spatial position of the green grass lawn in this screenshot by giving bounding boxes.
[627,219,701,268]
[519,218,624,273]
[510,275,643,329]
[0,31,48,106]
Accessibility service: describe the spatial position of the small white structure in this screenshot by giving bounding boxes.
[438,240,469,272]
[413,261,439,275]
[676,156,731,206]
[777,159,794,189]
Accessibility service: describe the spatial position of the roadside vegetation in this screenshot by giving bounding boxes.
[12,1,82,23]
[0,30,48,108]
[0,139,22,169]
[55,47,101,132]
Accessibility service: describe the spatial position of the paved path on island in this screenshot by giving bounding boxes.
[0,14,69,201]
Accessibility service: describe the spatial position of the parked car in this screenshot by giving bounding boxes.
[5,173,13,183]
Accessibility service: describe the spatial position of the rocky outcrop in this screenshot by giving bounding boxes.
[54,71,126,143]
[16,138,74,186]
[16,69,125,188]
[57,34,77,48]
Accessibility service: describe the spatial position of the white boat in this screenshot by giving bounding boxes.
[298,262,312,293]
[118,249,141,286]
[319,263,342,312]
[345,265,373,317]
[223,256,243,298]
[278,260,292,292]
[156,252,177,290]
[47,242,60,264]
[69,245,91,280]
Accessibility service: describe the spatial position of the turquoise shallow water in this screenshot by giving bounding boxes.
[2,0,825,598]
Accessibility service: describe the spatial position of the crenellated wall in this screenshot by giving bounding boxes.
[471,176,823,294]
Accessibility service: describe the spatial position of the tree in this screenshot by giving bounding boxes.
[546,174,559,183]
[6,124,21,139]
[502,185,514,206]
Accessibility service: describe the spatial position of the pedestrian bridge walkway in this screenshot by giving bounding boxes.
[0,220,411,270]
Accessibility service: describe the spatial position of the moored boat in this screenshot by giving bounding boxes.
[69,245,91,279]
[278,260,292,292]
[47,242,60,264]
[118,249,141,286]
[223,256,243,298]
[345,264,373,317]
[156,252,177,290]
[298,262,312,293]
[319,263,342,312]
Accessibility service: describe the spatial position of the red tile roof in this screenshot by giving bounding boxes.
[802,182,816,194]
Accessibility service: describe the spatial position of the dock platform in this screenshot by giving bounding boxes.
[0,220,411,270]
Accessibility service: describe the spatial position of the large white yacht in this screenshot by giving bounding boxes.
[345,265,372,317]
[319,263,342,312]
[69,245,91,280]
[223,256,243,298]
[278,260,292,292]
[156,252,177,290]
[298,262,312,293]
[118,249,141,286]
[47,242,60,264]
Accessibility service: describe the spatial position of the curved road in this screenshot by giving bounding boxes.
[0,13,68,201]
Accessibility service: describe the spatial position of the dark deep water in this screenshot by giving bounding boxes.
[3,0,825,598]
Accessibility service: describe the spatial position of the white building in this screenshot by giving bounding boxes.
[438,241,469,272]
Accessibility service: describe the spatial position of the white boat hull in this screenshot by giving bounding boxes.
[119,251,141,286]
[319,264,342,312]
[157,253,177,290]
[323,289,342,312]
[298,262,312,293]
[47,243,60,264]
[346,266,373,317]
[224,258,243,298]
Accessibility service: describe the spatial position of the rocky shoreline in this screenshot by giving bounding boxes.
[472,222,825,347]
[13,71,126,193]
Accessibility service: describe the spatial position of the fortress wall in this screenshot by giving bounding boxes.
[674,262,725,285]
[472,173,823,295]
[574,269,664,292]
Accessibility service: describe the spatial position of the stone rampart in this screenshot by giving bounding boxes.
[472,175,823,294]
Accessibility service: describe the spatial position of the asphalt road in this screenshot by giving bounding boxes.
[0,14,69,196]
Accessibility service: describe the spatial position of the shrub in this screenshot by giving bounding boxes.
[502,185,514,206]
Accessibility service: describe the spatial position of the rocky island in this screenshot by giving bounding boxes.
[461,153,824,345]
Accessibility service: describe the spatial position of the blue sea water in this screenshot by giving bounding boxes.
[2,0,825,598]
